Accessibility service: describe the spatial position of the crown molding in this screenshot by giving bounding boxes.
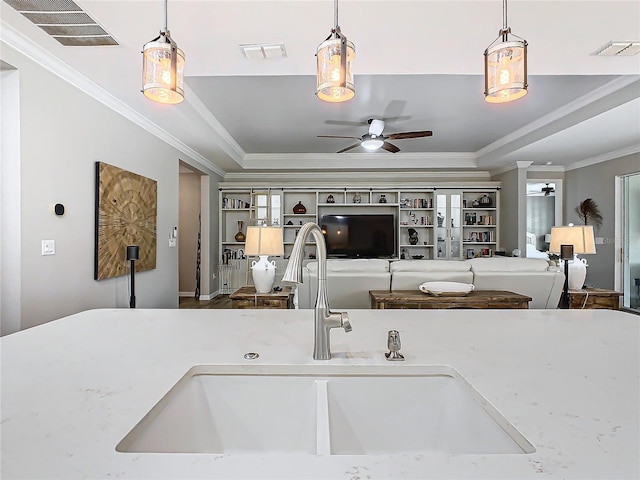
[0,20,226,178]
[182,85,245,168]
[565,144,640,171]
[488,161,533,177]
[222,170,492,183]
[476,76,640,163]
[527,165,566,173]
[242,152,478,170]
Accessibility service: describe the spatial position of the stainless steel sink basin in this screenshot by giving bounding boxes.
[116,365,534,455]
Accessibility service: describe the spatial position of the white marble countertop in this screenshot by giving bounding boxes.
[1,308,638,479]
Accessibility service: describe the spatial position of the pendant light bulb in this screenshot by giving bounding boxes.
[316,0,355,103]
[142,0,185,104]
[484,0,527,104]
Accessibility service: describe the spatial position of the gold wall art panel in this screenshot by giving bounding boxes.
[95,162,157,280]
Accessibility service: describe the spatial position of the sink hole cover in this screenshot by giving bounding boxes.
[243,352,259,360]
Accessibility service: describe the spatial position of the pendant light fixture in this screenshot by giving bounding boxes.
[142,0,184,104]
[316,0,355,103]
[484,0,527,103]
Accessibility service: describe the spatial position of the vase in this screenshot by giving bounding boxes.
[293,201,307,214]
[408,228,418,245]
[379,195,387,203]
[234,220,246,242]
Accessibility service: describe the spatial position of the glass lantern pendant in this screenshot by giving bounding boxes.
[316,0,355,103]
[484,0,527,103]
[142,0,184,104]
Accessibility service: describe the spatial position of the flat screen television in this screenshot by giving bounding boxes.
[320,214,395,258]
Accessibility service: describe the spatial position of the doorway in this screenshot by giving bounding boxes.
[617,173,640,312]
[525,180,563,258]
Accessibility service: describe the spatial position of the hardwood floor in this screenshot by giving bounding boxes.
[179,295,232,309]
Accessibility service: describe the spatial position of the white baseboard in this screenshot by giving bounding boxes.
[179,290,221,300]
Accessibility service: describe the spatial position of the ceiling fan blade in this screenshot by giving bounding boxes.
[368,119,385,136]
[324,120,368,127]
[387,130,433,140]
[381,142,400,153]
[337,144,361,154]
[317,135,362,140]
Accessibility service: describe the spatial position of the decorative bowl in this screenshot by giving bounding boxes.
[419,281,474,296]
[412,255,424,259]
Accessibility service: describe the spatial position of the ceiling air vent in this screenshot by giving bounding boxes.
[592,41,640,56]
[239,43,287,60]
[3,0,118,46]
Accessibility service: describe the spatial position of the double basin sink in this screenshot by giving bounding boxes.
[117,364,534,455]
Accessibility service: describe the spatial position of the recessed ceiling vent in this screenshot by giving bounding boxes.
[593,41,640,56]
[3,0,118,46]
[239,43,287,60]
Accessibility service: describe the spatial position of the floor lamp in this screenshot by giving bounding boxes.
[549,225,596,309]
[245,226,284,293]
[126,245,139,308]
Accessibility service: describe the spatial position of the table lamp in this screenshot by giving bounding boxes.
[245,226,284,293]
[549,225,596,308]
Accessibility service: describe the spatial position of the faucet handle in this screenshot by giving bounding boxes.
[341,312,352,332]
[386,330,405,361]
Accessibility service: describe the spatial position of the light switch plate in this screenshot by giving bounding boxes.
[42,240,55,255]
[595,237,604,245]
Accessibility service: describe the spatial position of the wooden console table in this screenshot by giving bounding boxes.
[230,286,293,309]
[369,289,531,309]
[569,287,622,310]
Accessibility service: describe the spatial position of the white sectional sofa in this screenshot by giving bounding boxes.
[297,257,563,309]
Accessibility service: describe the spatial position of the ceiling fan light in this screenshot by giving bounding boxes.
[316,35,355,103]
[142,35,185,104]
[361,137,384,151]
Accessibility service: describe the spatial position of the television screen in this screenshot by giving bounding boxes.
[320,214,395,258]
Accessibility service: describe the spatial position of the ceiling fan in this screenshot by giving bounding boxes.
[542,183,556,196]
[318,119,433,153]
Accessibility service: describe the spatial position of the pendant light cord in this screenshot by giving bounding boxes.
[334,0,339,29]
[502,0,507,30]
[162,0,168,33]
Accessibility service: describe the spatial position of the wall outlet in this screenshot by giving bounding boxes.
[41,240,55,255]
[595,237,604,245]
[212,273,216,280]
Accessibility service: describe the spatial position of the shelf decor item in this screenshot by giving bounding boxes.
[234,221,246,242]
[353,193,362,203]
[480,194,492,206]
[245,226,284,293]
[379,194,387,203]
[293,201,307,214]
[408,228,419,245]
[326,194,335,203]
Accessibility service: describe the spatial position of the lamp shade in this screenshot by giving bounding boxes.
[549,225,596,255]
[316,35,355,103]
[484,38,527,103]
[142,34,185,104]
[245,226,284,256]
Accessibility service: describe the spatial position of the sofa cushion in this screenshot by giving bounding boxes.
[389,260,473,290]
[390,260,471,273]
[467,257,552,272]
[306,258,390,273]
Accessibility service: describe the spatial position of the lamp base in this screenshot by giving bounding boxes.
[251,255,277,293]
[562,254,588,290]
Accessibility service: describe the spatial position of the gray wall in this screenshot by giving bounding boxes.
[565,153,640,289]
[492,168,519,254]
[0,44,220,332]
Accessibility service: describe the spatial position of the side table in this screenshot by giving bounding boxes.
[569,287,622,310]
[229,286,293,309]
